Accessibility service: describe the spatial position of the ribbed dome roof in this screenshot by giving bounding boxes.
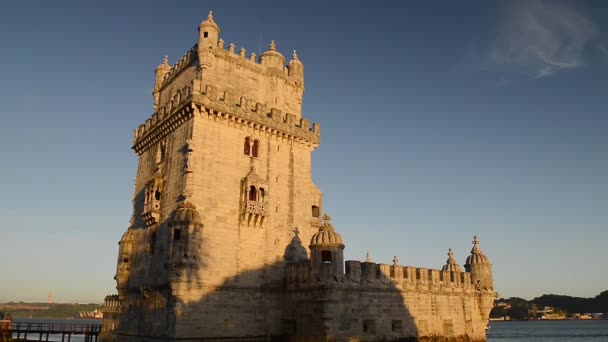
[199,11,219,31]
[310,214,344,248]
[169,201,202,226]
[120,229,134,243]
[465,236,491,265]
[260,40,285,60]
[442,248,463,273]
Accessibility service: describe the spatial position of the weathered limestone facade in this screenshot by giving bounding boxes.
[101,12,496,342]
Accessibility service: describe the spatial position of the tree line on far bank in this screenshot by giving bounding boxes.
[0,302,101,319]
[491,290,608,320]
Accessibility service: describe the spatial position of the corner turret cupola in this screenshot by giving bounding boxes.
[198,11,220,49]
[287,50,304,87]
[310,214,345,276]
[442,248,463,273]
[167,201,204,276]
[464,236,493,291]
[260,40,285,71]
[115,228,135,295]
[153,56,170,110]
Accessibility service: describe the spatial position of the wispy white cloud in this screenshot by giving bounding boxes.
[489,0,597,78]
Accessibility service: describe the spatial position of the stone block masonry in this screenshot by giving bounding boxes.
[100,11,496,342]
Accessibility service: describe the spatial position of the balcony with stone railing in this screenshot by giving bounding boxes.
[245,200,267,216]
[142,199,161,226]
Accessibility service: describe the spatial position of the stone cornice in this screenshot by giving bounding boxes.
[193,93,319,146]
[132,93,320,155]
[132,102,195,155]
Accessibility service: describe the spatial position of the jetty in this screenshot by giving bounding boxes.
[0,320,101,341]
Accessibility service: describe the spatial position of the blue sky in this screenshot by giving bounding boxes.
[0,1,606,303]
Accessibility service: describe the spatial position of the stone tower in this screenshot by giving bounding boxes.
[106,11,322,341]
[101,12,497,342]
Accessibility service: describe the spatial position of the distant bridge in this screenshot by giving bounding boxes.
[0,321,101,341]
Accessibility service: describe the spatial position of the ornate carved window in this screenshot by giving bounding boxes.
[244,137,251,155]
[252,139,259,157]
[142,175,163,226]
[243,137,260,158]
[248,185,257,201]
[242,166,268,227]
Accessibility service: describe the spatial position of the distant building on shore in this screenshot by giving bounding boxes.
[100,11,497,342]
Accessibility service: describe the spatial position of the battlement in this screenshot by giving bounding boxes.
[132,83,320,154]
[102,294,120,313]
[159,45,198,90]
[287,260,479,294]
[133,15,313,155]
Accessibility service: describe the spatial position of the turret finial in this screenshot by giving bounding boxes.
[163,55,169,64]
[322,213,331,224]
[448,248,454,258]
[365,251,371,262]
[393,256,399,265]
[208,10,213,19]
[471,235,482,255]
[269,40,276,51]
[292,50,299,60]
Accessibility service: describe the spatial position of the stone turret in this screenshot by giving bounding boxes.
[115,228,134,299]
[309,214,345,277]
[287,50,304,87]
[464,236,493,291]
[167,201,204,280]
[259,40,285,71]
[198,11,220,49]
[442,248,463,273]
[153,56,170,109]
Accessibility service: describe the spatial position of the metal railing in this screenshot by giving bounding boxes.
[0,320,102,342]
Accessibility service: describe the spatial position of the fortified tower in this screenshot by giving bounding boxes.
[101,12,496,342]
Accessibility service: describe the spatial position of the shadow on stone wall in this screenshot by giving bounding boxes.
[108,219,484,342]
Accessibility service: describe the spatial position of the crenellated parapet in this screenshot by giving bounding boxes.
[159,46,198,91]
[192,89,320,145]
[102,294,121,314]
[132,90,320,154]
[287,259,480,294]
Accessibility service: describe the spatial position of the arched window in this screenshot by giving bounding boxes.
[259,188,265,202]
[252,139,260,158]
[248,185,257,201]
[321,250,332,263]
[244,137,251,155]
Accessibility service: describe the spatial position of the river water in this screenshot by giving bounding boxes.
[487,320,608,341]
[9,318,608,341]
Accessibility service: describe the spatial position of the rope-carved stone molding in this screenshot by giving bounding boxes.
[133,90,320,155]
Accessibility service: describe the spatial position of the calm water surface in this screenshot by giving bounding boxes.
[10,318,608,341]
[488,320,608,341]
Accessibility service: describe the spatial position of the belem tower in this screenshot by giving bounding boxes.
[100,12,497,342]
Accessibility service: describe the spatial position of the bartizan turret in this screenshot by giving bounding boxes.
[167,201,204,281]
[115,228,134,300]
[198,11,219,49]
[464,235,495,323]
[309,214,344,280]
[153,56,170,110]
[442,248,463,273]
[288,50,304,87]
[259,40,285,72]
[464,235,493,291]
